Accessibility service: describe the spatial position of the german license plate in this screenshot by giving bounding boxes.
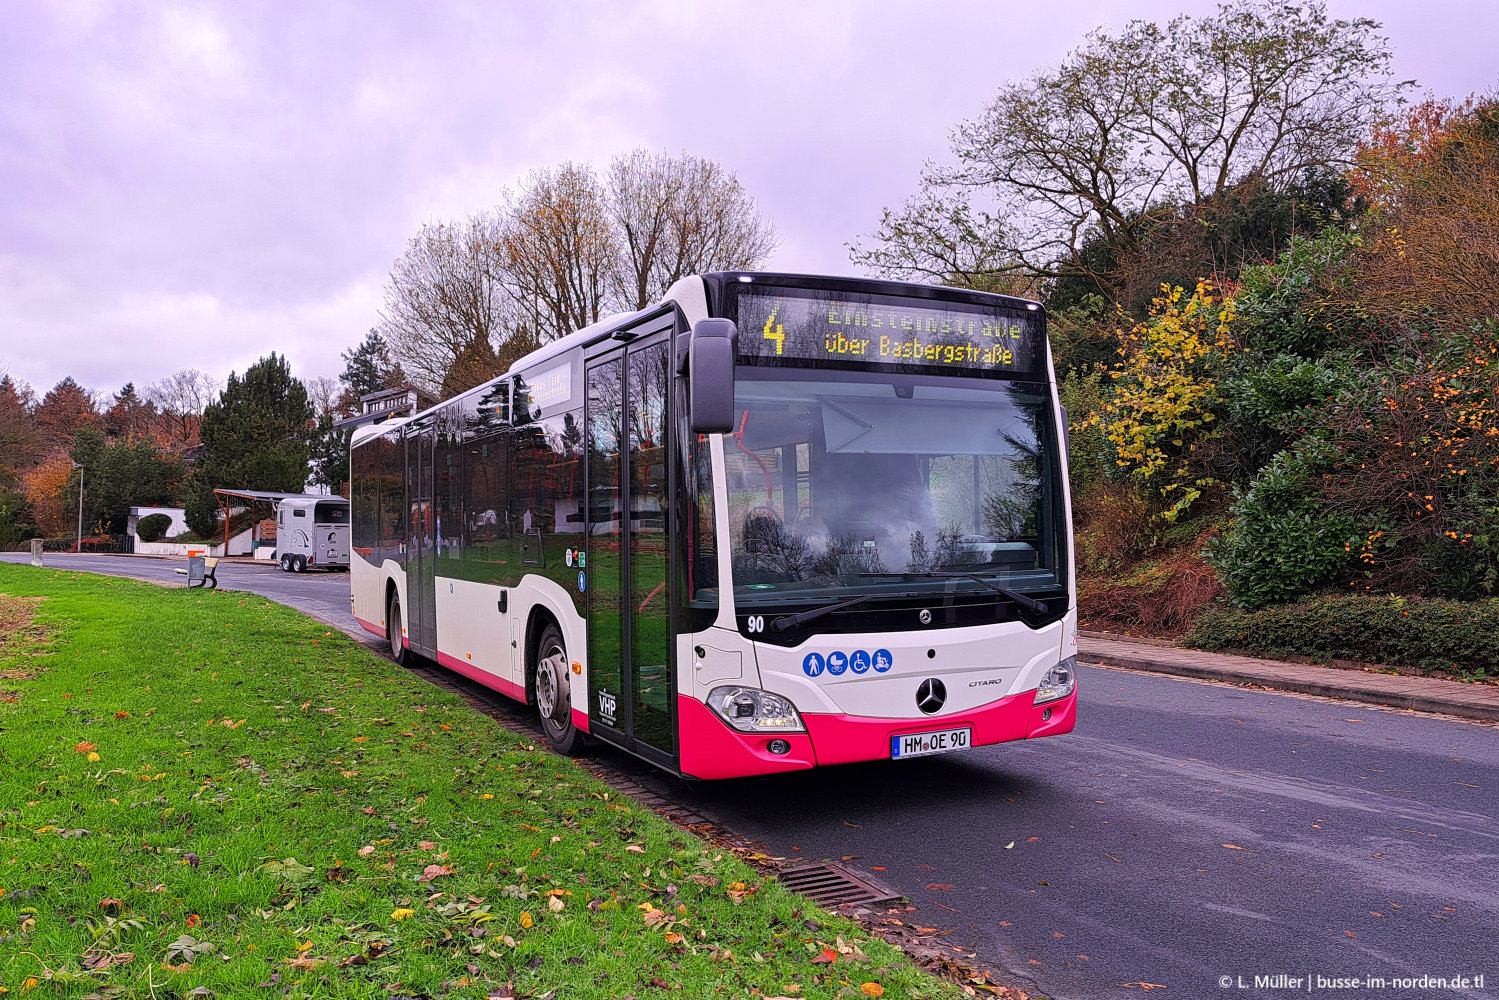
[891,727,972,759]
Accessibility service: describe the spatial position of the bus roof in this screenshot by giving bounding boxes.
[351,273,1045,446]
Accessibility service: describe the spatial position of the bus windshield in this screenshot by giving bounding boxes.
[719,367,1063,606]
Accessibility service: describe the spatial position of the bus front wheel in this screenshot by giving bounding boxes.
[387,592,411,667]
[534,623,583,755]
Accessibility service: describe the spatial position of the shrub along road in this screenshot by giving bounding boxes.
[5,555,1498,998]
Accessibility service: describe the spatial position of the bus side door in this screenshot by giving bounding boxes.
[584,316,677,768]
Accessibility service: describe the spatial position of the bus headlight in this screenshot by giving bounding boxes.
[707,686,805,733]
[1035,656,1076,704]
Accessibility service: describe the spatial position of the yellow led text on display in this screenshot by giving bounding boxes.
[736,289,1038,373]
[826,304,1024,343]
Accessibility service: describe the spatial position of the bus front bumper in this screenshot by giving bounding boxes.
[677,686,1077,780]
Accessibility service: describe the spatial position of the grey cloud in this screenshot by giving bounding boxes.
[1,0,1494,396]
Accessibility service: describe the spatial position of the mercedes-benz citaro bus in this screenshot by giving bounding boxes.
[350,273,1078,779]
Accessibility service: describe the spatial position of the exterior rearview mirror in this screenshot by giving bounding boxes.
[689,318,737,434]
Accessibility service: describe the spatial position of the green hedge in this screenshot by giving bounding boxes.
[1184,594,1499,678]
[135,512,173,542]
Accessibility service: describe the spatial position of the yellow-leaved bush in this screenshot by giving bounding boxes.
[1098,281,1237,519]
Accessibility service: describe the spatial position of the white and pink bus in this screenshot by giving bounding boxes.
[350,273,1077,779]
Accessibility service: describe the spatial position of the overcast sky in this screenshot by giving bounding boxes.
[2,0,1495,401]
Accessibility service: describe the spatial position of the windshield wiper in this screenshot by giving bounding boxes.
[858,571,1048,614]
[770,591,921,632]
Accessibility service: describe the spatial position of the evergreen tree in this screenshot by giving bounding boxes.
[337,329,404,414]
[33,376,101,450]
[0,375,39,489]
[68,427,187,535]
[307,412,352,496]
[185,354,313,536]
[104,382,160,441]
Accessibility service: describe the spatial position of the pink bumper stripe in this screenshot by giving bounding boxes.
[572,708,590,734]
[354,616,385,639]
[677,686,1079,779]
[677,695,816,780]
[435,650,527,704]
[803,689,1035,766]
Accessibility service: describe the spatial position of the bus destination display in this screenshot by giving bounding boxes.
[735,287,1042,375]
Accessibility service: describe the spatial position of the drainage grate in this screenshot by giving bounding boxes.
[777,863,903,907]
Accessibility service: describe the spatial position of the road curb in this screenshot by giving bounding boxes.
[1078,644,1499,723]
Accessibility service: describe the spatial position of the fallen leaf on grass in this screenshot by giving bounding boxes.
[284,955,325,970]
[357,846,375,857]
[547,896,564,912]
[861,984,885,997]
[390,908,415,921]
[73,741,97,753]
[625,844,646,853]
[811,948,838,964]
[518,912,533,929]
[418,864,454,882]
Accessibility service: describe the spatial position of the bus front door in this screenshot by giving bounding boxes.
[585,326,675,767]
[406,423,438,657]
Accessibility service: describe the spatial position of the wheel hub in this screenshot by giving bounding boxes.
[536,648,569,721]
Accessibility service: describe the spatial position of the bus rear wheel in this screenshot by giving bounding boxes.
[387,591,411,667]
[534,624,583,755]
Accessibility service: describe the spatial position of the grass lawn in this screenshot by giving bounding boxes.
[0,565,970,999]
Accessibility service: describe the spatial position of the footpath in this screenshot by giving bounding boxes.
[1079,632,1499,723]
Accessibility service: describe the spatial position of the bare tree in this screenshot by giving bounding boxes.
[376,152,779,401]
[848,188,1034,294]
[379,213,513,396]
[607,150,779,309]
[303,375,340,419]
[500,163,618,336]
[859,1,1407,294]
[146,368,220,448]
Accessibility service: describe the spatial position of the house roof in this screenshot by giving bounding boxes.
[211,489,347,505]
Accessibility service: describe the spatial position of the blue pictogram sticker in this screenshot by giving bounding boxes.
[802,653,825,677]
[872,648,894,672]
[827,651,848,675]
[849,649,871,674]
[577,571,586,592]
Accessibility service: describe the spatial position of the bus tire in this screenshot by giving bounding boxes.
[387,591,412,667]
[534,623,583,756]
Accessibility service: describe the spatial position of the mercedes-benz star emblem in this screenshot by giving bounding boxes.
[916,678,947,714]
[918,608,932,625]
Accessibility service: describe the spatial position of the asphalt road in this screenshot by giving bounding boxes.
[6,554,1495,999]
